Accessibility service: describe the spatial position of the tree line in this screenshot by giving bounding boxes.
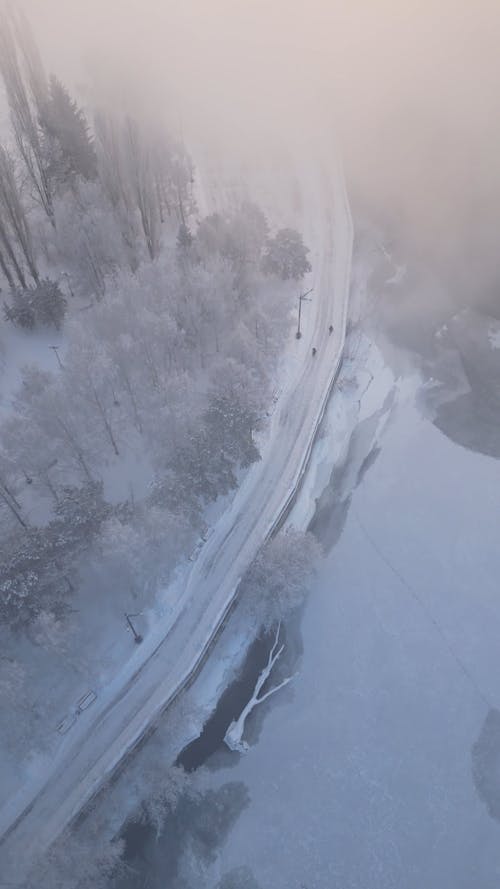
[0,7,312,641]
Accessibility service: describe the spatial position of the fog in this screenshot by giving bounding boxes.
[16,0,500,300]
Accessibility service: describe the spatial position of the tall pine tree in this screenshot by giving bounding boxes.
[43,76,97,184]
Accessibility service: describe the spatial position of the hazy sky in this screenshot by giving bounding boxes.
[15,1,500,302]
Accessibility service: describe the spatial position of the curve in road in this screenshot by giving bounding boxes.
[0,140,353,878]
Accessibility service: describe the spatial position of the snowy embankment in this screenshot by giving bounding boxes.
[0,138,353,877]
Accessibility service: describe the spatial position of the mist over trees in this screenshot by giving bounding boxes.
[262,227,311,280]
[0,3,312,693]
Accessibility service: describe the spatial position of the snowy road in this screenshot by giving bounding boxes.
[0,144,353,876]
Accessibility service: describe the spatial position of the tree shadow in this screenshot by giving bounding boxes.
[115,781,251,889]
[472,709,500,822]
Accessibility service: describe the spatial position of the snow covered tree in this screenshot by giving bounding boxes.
[149,467,200,522]
[33,279,67,328]
[3,287,36,328]
[194,203,269,304]
[42,76,97,184]
[150,132,196,224]
[177,221,193,252]
[21,829,124,889]
[231,201,269,264]
[123,117,161,260]
[195,212,236,262]
[0,527,68,628]
[262,227,312,280]
[53,481,112,548]
[62,323,127,457]
[55,179,124,299]
[135,765,192,839]
[3,366,95,484]
[239,530,321,627]
[4,279,67,330]
[0,4,302,644]
[96,114,163,262]
[96,503,191,607]
[0,481,111,629]
[204,360,262,470]
[93,110,139,273]
[162,427,236,507]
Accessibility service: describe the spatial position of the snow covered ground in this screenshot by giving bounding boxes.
[0,137,353,878]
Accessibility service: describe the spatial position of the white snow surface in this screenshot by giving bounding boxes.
[202,364,500,889]
[0,136,353,876]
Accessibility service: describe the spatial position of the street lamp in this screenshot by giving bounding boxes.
[50,344,64,370]
[296,288,313,339]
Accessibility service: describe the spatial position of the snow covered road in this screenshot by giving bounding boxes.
[0,143,353,876]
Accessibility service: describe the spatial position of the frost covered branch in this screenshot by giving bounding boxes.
[225,623,295,753]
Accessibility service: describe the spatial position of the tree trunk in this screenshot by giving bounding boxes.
[120,368,143,434]
[0,241,15,288]
[0,149,39,283]
[92,386,120,456]
[0,487,27,528]
[55,416,93,481]
[0,474,22,508]
[224,623,294,753]
[0,218,26,288]
[42,471,59,504]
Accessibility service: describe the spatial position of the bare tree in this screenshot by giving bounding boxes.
[94,111,129,209]
[9,5,48,116]
[0,145,38,282]
[0,10,54,223]
[94,111,140,271]
[0,241,15,287]
[123,117,160,260]
[225,622,295,752]
[0,212,27,287]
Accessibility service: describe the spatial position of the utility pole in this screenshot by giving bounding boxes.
[50,345,64,370]
[0,474,22,508]
[125,612,143,644]
[296,288,313,339]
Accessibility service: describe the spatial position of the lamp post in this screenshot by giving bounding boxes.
[125,612,143,644]
[50,344,64,370]
[296,288,313,339]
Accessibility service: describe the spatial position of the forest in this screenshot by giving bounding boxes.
[0,8,312,754]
